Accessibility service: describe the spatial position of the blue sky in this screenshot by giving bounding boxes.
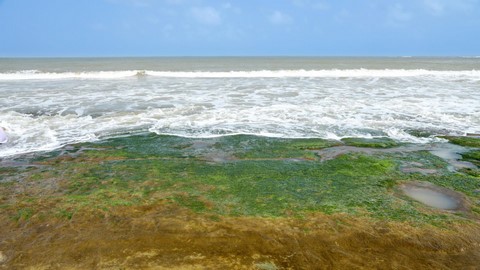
[0,0,479,56]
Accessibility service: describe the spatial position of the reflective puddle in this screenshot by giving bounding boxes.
[400,183,462,210]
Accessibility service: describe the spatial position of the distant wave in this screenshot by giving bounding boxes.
[146,69,480,78]
[1,69,480,80]
[0,70,139,80]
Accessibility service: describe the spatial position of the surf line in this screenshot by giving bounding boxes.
[0,127,8,144]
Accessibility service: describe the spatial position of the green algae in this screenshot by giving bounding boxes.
[0,167,17,175]
[460,168,480,177]
[0,167,18,182]
[12,208,33,221]
[1,133,479,225]
[56,208,74,220]
[341,137,400,148]
[461,150,480,166]
[459,150,480,178]
[84,133,200,159]
[440,136,480,148]
[216,135,339,159]
[405,129,435,138]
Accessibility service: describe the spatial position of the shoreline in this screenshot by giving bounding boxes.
[0,134,479,268]
[0,130,472,160]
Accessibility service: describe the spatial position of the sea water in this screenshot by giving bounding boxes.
[400,183,461,210]
[0,57,479,157]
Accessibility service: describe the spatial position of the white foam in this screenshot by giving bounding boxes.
[146,69,480,78]
[0,70,139,80]
[385,128,443,144]
[1,66,479,157]
[0,112,99,157]
[0,69,479,80]
[0,127,7,144]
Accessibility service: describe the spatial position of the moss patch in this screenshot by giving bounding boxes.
[440,136,480,147]
[1,133,479,226]
[219,135,339,159]
[405,129,435,138]
[2,133,480,270]
[461,150,480,166]
[341,137,400,148]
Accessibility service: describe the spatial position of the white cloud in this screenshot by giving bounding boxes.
[190,7,221,25]
[222,2,232,9]
[423,0,477,15]
[221,2,241,14]
[160,24,175,39]
[423,0,445,15]
[146,16,160,24]
[291,0,330,11]
[106,0,150,7]
[334,9,350,23]
[269,11,293,25]
[312,2,329,10]
[291,0,329,10]
[91,23,107,31]
[388,4,413,24]
[164,0,185,5]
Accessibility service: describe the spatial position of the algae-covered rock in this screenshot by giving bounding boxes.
[2,133,479,224]
[461,150,480,166]
[218,135,339,159]
[341,137,400,148]
[405,129,434,138]
[461,150,480,161]
[2,133,480,270]
[440,136,480,147]
[459,168,480,177]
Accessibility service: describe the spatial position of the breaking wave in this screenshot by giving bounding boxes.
[1,69,480,80]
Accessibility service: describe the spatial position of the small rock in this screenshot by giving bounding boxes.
[0,251,7,263]
[401,167,438,175]
[255,262,278,270]
[406,161,424,167]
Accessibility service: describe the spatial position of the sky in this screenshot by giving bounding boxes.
[0,0,479,57]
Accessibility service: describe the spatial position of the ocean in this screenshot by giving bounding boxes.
[0,57,479,158]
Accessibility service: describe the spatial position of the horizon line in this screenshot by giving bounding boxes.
[1,55,480,59]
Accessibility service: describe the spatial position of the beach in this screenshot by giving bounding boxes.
[0,132,479,268]
[0,58,480,268]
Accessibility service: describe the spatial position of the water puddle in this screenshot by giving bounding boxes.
[185,140,236,163]
[429,144,477,171]
[400,167,438,175]
[400,182,465,211]
[189,140,217,151]
[201,151,234,163]
[313,142,477,172]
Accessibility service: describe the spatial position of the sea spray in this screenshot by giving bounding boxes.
[0,57,479,157]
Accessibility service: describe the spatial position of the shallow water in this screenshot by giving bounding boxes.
[401,185,459,210]
[313,142,477,172]
[1,57,479,157]
[429,143,478,171]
